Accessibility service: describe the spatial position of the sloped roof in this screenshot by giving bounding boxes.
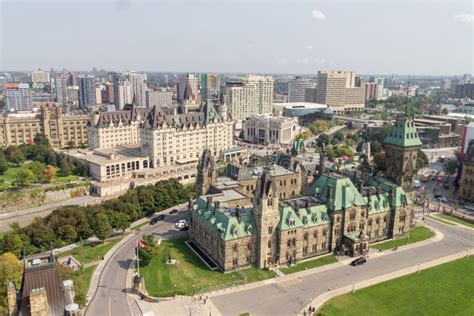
[278,203,330,230]
[193,196,255,241]
[384,115,422,147]
[305,173,366,211]
[368,177,413,207]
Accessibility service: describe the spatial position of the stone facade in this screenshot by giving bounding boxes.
[459,140,474,202]
[242,114,299,145]
[189,151,414,272]
[0,104,89,149]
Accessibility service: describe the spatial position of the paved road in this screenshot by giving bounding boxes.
[0,194,104,232]
[211,219,474,316]
[85,210,188,316]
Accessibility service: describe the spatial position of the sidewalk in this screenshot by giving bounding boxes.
[128,223,445,316]
[299,248,474,315]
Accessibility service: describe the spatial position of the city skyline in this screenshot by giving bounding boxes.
[1,1,473,75]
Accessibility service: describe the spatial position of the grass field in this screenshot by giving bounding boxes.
[140,238,276,297]
[0,162,79,190]
[436,213,474,228]
[58,237,123,265]
[280,255,338,275]
[370,226,434,251]
[316,256,474,316]
[428,215,456,226]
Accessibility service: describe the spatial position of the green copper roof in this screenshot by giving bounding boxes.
[364,193,390,215]
[305,174,366,211]
[292,138,305,155]
[192,196,255,241]
[205,101,222,123]
[384,116,422,147]
[277,204,330,230]
[368,178,413,207]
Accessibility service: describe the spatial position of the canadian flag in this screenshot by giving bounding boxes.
[136,241,148,248]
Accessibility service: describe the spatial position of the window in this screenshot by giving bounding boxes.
[268,240,272,248]
[268,226,273,234]
[304,232,309,240]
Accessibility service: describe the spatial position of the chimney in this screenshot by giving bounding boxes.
[206,196,213,209]
[29,288,49,316]
[357,180,364,193]
[213,201,220,215]
[235,207,241,223]
[7,282,17,316]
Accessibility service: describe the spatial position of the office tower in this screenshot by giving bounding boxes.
[55,75,68,105]
[31,70,50,85]
[78,75,97,108]
[67,86,79,106]
[129,72,148,106]
[115,80,133,110]
[178,74,199,103]
[164,74,169,85]
[441,79,452,91]
[103,82,114,104]
[67,72,78,86]
[365,83,378,100]
[146,88,173,107]
[95,86,103,105]
[316,71,365,113]
[455,84,474,99]
[463,73,472,84]
[355,76,366,88]
[200,73,220,101]
[373,77,385,99]
[5,83,33,111]
[225,75,274,120]
[304,88,318,102]
[288,77,317,102]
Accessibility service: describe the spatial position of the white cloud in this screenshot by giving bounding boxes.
[306,45,313,51]
[247,43,254,48]
[311,10,326,21]
[454,13,474,24]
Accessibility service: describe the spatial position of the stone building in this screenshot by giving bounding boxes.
[383,114,422,191]
[189,148,414,272]
[0,104,89,149]
[459,140,474,202]
[242,114,299,145]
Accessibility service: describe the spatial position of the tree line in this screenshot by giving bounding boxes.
[0,134,88,187]
[0,179,195,257]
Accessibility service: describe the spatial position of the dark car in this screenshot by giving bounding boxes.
[434,194,442,198]
[350,257,367,266]
[150,214,165,224]
[170,209,179,215]
[443,183,449,190]
[180,226,189,231]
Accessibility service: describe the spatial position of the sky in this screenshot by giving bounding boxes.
[0,0,473,75]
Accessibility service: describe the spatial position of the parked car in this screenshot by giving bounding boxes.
[438,197,448,202]
[150,214,165,224]
[350,257,367,266]
[175,219,188,229]
[434,194,442,198]
[170,209,179,214]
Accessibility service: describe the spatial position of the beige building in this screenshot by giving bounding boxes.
[0,104,89,149]
[316,71,365,113]
[242,114,299,145]
[226,75,274,120]
[459,140,474,202]
[31,70,50,84]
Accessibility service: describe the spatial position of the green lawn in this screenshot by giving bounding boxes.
[280,255,338,275]
[428,215,456,226]
[140,238,276,297]
[316,256,474,316]
[370,226,434,251]
[58,237,123,265]
[436,214,474,228]
[0,162,80,190]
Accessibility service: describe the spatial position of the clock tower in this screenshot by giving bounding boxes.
[383,115,422,191]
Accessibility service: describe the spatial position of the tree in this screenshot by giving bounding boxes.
[58,156,74,176]
[374,152,386,172]
[138,234,159,266]
[43,165,57,183]
[0,252,24,314]
[416,149,429,172]
[108,212,130,234]
[1,232,24,257]
[23,218,57,251]
[0,154,8,175]
[93,213,112,241]
[297,130,313,140]
[4,146,25,166]
[15,169,35,187]
[443,159,457,176]
[29,161,46,183]
[317,133,330,148]
[370,141,382,154]
[58,225,78,244]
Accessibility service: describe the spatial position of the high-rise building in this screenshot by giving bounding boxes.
[455,83,474,99]
[54,75,68,105]
[129,72,148,106]
[78,75,96,108]
[116,80,133,110]
[365,82,378,100]
[5,83,33,111]
[225,75,274,120]
[288,77,317,102]
[200,73,220,101]
[67,72,78,87]
[316,71,365,113]
[178,74,199,103]
[145,88,173,107]
[441,79,452,91]
[31,70,50,85]
[373,77,385,100]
